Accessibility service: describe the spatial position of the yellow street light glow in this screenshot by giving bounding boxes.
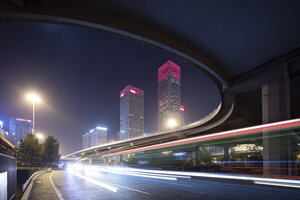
[167,119,177,128]
[27,94,41,103]
[36,133,44,140]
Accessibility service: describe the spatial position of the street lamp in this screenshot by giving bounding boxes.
[27,94,41,134]
[36,133,44,141]
[167,118,177,129]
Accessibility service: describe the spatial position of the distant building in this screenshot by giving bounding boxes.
[90,127,108,147]
[0,120,8,139]
[120,85,144,140]
[82,132,90,149]
[8,117,32,146]
[82,126,108,149]
[158,61,183,130]
[117,131,121,141]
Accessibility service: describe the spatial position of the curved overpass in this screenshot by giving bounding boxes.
[1,0,300,158]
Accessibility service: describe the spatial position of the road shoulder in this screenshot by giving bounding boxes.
[28,171,60,200]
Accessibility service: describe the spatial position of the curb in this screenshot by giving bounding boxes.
[21,170,48,200]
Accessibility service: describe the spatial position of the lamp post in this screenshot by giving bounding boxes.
[27,94,41,134]
[36,133,44,143]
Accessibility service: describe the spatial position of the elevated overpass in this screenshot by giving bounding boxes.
[1,0,300,176]
[66,105,225,159]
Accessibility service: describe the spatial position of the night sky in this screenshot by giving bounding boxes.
[0,22,220,155]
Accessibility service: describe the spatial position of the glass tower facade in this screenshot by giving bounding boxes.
[120,85,144,140]
[158,60,183,131]
[8,117,33,147]
[82,126,107,149]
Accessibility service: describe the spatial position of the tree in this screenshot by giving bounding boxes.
[43,135,60,166]
[18,134,43,166]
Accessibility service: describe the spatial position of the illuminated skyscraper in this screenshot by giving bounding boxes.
[158,60,183,130]
[120,85,144,140]
[180,105,185,124]
[0,120,8,139]
[82,132,90,149]
[8,117,33,146]
[82,126,107,149]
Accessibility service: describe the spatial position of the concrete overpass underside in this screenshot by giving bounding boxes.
[1,0,300,175]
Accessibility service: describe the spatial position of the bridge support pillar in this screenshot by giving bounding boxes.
[262,69,295,175]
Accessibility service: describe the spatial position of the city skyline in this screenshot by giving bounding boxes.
[0,22,220,155]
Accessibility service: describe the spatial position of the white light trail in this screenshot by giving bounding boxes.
[95,166,300,188]
[68,168,117,192]
[254,181,300,189]
[96,167,178,181]
[101,167,191,179]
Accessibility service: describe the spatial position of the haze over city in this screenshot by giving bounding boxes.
[1,1,300,200]
[0,22,220,155]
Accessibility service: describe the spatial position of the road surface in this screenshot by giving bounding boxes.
[28,169,300,200]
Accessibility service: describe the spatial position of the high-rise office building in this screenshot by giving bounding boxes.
[0,120,8,139]
[180,105,185,124]
[90,127,108,147]
[158,60,183,130]
[82,126,108,149]
[82,132,90,149]
[120,85,144,140]
[8,117,33,146]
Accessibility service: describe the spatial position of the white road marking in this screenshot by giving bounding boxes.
[49,172,65,200]
[107,183,150,195]
[160,182,195,188]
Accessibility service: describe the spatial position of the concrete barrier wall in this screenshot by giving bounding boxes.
[0,136,17,200]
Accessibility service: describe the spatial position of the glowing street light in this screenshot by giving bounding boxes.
[167,118,177,128]
[26,93,41,134]
[27,94,41,103]
[36,133,44,140]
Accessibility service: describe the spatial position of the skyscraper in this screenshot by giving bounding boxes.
[82,126,108,149]
[0,120,8,139]
[180,105,185,124]
[82,132,90,149]
[8,117,33,146]
[120,85,144,140]
[158,60,183,130]
[90,127,108,147]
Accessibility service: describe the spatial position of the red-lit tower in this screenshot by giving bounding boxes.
[158,60,183,130]
[120,85,144,140]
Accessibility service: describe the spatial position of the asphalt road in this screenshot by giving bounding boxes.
[28,169,300,200]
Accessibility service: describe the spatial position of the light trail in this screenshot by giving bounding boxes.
[214,160,300,163]
[95,166,300,188]
[96,167,178,181]
[254,181,300,189]
[104,118,300,157]
[99,166,191,179]
[68,167,118,192]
